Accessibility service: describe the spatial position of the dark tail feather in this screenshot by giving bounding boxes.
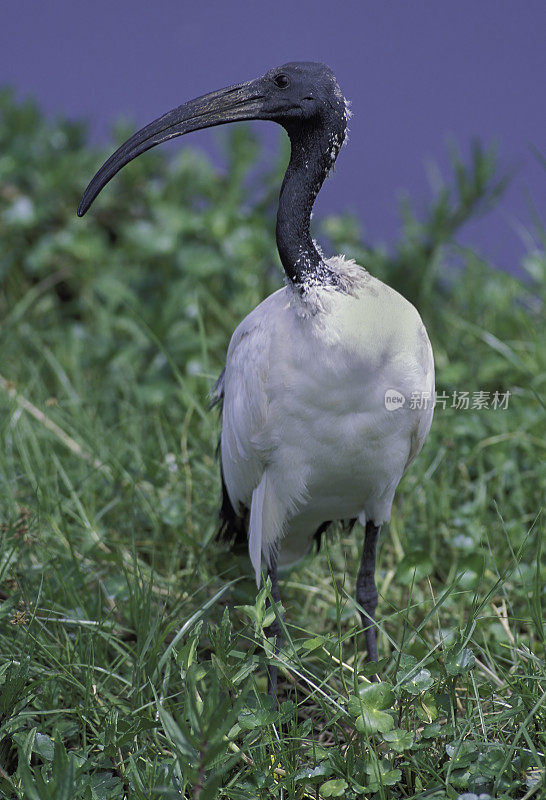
[313,520,332,551]
[217,465,248,554]
[313,517,357,551]
[211,368,247,551]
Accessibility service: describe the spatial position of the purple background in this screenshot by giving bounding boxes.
[3,1,545,271]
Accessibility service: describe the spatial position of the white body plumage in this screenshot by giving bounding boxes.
[216,256,435,583]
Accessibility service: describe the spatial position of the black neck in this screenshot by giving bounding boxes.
[276,120,344,286]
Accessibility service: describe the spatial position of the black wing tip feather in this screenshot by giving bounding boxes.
[216,467,248,553]
[208,368,225,411]
[313,517,357,551]
[211,367,247,547]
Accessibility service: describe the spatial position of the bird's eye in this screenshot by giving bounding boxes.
[273,74,290,88]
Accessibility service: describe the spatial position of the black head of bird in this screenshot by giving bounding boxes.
[78,62,349,284]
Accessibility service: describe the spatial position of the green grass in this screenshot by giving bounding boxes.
[0,88,545,799]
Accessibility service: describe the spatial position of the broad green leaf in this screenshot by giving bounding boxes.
[382,728,414,751]
[397,656,434,694]
[400,667,434,694]
[156,705,196,760]
[445,740,478,770]
[294,762,333,783]
[364,759,402,791]
[395,550,433,585]
[235,604,258,623]
[379,768,402,787]
[301,636,326,652]
[34,731,55,762]
[238,694,277,730]
[319,778,348,796]
[262,607,276,629]
[15,726,37,770]
[445,646,475,675]
[422,722,442,739]
[475,746,505,778]
[237,706,277,730]
[54,743,76,800]
[348,682,395,735]
[360,657,390,678]
[355,710,394,735]
[232,660,259,685]
[19,761,44,800]
[354,681,395,708]
[416,692,439,723]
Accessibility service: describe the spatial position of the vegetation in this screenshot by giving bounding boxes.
[0,87,544,799]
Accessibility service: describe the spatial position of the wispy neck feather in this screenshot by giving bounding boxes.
[276,119,345,287]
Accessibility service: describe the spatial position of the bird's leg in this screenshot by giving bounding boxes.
[265,555,282,703]
[356,521,381,664]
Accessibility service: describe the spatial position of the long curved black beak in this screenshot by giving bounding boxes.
[77,80,264,216]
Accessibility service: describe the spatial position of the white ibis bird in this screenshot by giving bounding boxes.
[78,62,434,693]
